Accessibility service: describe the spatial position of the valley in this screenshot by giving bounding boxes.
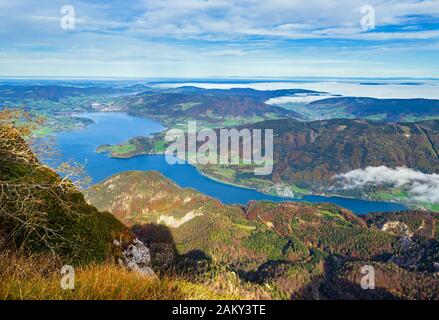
[3,80,439,211]
[96,114,439,211]
[84,170,439,299]
[3,0,439,303]
[1,78,439,300]
[273,97,439,122]
[46,111,406,214]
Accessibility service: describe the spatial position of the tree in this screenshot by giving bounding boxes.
[0,108,90,253]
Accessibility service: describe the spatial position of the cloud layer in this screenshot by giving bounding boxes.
[0,0,438,77]
[335,166,439,204]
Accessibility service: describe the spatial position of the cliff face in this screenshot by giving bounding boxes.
[0,124,131,265]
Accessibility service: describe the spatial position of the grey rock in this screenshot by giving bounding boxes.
[118,238,156,278]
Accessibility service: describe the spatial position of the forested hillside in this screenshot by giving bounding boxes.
[86,170,439,299]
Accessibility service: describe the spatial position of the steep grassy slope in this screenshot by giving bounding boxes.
[0,124,130,265]
[0,251,233,300]
[85,171,439,299]
[0,124,237,300]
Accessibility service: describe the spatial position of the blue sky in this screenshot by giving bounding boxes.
[0,0,438,78]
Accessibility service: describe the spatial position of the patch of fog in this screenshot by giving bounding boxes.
[266,93,335,105]
[334,166,439,204]
[290,81,439,99]
[154,80,439,100]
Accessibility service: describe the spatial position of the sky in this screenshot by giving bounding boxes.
[0,0,438,78]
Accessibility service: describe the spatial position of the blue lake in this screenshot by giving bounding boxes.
[51,112,407,215]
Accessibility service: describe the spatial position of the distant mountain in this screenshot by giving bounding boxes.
[169,86,318,99]
[308,97,439,122]
[0,84,125,102]
[4,83,439,124]
[118,87,319,127]
[85,170,439,299]
[198,118,439,191]
[98,116,439,205]
[0,83,322,127]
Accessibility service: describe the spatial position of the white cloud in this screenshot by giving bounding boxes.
[127,0,439,40]
[154,81,439,99]
[1,0,438,77]
[266,94,334,104]
[6,0,435,41]
[335,166,439,204]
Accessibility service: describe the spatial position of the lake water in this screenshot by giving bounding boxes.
[51,112,407,215]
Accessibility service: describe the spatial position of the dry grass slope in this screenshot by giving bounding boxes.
[0,252,234,300]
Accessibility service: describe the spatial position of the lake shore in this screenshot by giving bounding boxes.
[97,145,419,211]
[49,112,408,214]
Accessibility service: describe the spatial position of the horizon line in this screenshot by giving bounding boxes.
[1,76,439,81]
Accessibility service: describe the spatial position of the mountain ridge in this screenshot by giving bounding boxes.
[85,170,439,299]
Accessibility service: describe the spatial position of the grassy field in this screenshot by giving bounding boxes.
[154,140,167,153]
[33,126,53,137]
[108,144,136,154]
[290,184,311,195]
[370,189,409,201]
[422,203,439,212]
[97,143,136,156]
[369,189,439,212]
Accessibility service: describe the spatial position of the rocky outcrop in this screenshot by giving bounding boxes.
[114,238,156,278]
[381,221,414,238]
[0,123,128,265]
[157,209,204,228]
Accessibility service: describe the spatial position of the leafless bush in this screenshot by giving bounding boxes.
[0,108,89,253]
